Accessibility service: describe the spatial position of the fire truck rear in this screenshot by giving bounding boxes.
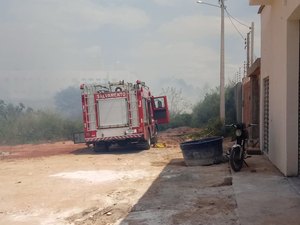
[75,80,169,151]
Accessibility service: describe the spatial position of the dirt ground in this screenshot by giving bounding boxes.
[0,127,237,225]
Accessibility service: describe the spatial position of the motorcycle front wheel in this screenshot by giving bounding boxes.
[229,147,244,172]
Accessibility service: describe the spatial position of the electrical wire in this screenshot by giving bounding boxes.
[225,9,246,41]
[225,7,250,29]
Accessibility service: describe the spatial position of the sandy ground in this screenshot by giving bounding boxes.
[0,128,237,225]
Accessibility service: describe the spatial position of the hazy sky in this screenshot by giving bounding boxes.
[0,0,260,108]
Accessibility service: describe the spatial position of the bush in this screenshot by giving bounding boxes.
[158,113,192,131]
[191,89,219,127]
[0,100,83,145]
[191,83,237,128]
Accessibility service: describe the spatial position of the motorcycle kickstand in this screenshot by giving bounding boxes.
[243,160,249,167]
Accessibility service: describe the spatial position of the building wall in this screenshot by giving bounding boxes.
[251,75,260,139]
[243,79,251,126]
[259,1,300,176]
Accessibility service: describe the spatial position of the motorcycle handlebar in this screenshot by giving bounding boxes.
[225,124,237,128]
[248,123,258,127]
[224,123,258,128]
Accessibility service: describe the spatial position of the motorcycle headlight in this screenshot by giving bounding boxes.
[235,129,242,137]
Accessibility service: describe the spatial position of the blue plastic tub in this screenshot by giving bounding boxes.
[180,136,223,166]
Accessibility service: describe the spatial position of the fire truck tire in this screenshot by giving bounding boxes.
[151,136,158,145]
[141,131,151,150]
[144,137,151,150]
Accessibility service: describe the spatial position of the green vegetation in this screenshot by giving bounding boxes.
[191,82,236,127]
[0,82,237,145]
[161,82,237,138]
[54,86,82,119]
[0,100,82,145]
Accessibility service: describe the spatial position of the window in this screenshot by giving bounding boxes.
[154,98,165,108]
[263,77,269,153]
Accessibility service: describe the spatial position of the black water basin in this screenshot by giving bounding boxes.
[180,136,223,166]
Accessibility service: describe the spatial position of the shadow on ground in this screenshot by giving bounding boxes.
[71,144,145,155]
[119,159,238,225]
[71,158,239,225]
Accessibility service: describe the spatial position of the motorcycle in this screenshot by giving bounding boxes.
[225,123,256,172]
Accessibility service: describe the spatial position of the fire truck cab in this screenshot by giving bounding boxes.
[77,80,169,151]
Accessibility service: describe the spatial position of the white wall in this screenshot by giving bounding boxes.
[259,1,300,176]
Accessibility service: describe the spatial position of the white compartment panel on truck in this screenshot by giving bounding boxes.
[98,97,129,128]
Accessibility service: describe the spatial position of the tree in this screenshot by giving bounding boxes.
[160,87,192,115]
[54,86,82,119]
[191,83,237,128]
[192,88,220,127]
[225,81,237,124]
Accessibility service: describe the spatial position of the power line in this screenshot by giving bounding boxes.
[225,9,245,40]
[224,8,250,29]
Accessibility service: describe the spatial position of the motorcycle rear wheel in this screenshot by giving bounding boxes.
[230,147,244,172]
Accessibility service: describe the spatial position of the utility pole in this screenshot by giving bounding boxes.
[219,0,225,123]
[250,22,254,65]
[246,32,250,73]
[197,0,225,122]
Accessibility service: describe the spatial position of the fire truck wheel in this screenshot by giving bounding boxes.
[151,136,158,145]
[144,134,151,150]
[138,131,151,150]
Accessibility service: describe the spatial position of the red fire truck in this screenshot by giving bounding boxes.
[74,80,169,151]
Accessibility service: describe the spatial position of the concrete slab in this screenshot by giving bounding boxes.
[120,159,239,225]
[289,176,300,195]
[232,155,300,225]
[119,154,300,225]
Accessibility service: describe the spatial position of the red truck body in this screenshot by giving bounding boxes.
[77,80,169,150]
